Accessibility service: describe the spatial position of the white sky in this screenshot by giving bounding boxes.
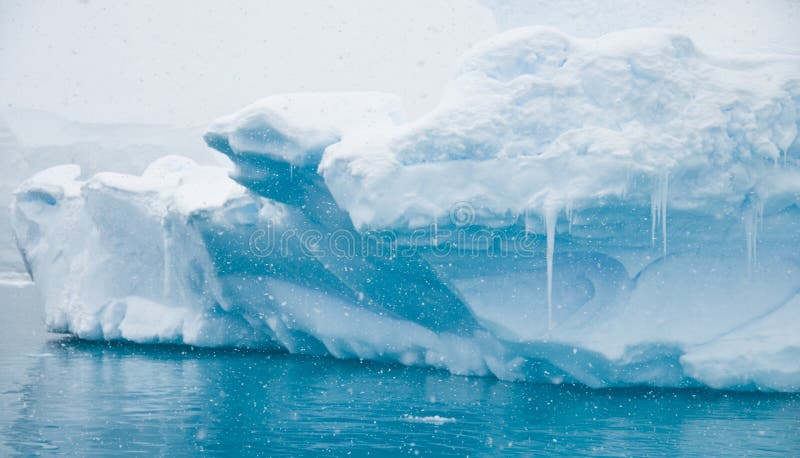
[2,0,798,126]
[0,0,496,125]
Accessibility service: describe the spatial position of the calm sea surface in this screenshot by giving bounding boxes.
[1,282,798,457]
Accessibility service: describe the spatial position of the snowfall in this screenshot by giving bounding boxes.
[8,28,800,391]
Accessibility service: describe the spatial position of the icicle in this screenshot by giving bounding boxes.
[289,164,294,180]
[650,174,669,255]
[744,198,764,279]
[660,173,668,256]
[162,224,171,299]
[544,206,557,332]
[745,207,755,279]
[432,217,438,246]
[524,209,534,235]
[565,201,574,235]
[650,191,658,248]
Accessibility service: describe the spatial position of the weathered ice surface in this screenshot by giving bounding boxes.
[12,28,800,391]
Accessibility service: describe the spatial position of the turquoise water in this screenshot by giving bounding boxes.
[1,283,798,456]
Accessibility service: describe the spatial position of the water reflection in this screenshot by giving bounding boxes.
[2,337,798,456]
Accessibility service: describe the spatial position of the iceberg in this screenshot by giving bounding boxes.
[11,27,800,391]
[0,109,220,272]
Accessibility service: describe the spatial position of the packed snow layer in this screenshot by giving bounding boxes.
[206,93,405,167]
[317,27,800,231]
[12,27,800,392]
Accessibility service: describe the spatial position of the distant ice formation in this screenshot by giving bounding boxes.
[11,28,800,391]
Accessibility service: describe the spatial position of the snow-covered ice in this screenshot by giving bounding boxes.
[320,27,800,231]
[10,27,800,391]
[0,109,220,272]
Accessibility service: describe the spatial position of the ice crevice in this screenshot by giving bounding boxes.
[10,27,800,392]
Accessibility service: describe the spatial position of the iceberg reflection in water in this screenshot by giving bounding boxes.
[0,340,798,454]
[5,340,800,456]
[1,286,798,456]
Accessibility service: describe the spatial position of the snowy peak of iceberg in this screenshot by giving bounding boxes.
[11,27,800,392]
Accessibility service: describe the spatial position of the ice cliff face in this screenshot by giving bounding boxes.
[11,28,800,391]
